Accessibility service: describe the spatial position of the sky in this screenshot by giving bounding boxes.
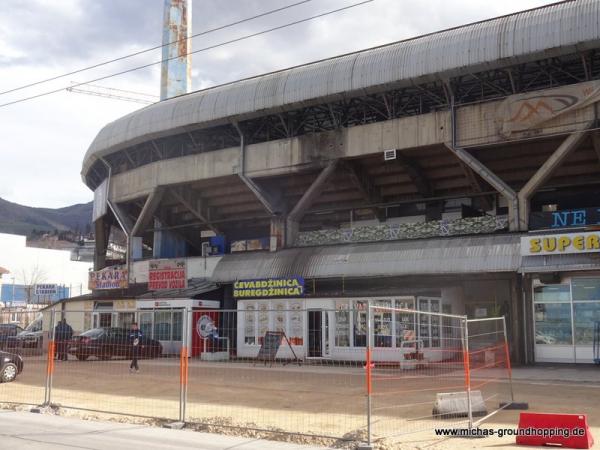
[0,0,556,208]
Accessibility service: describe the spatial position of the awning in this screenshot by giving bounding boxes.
[210,234,522,283]
[137,278,218,299]
[521,253,600,273]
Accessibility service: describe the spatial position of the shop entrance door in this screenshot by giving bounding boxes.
[92,312,115,329]
[308,310,322,357]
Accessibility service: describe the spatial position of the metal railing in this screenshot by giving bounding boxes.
[0,307,514,447]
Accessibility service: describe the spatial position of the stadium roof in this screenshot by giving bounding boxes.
[82,0,600,180]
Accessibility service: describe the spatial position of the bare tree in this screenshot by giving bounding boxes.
[20,264,47,303]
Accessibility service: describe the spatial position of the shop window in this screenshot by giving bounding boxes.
[418,297,441,348]
[534,303,572,345]
[257,302,269,345]
[373,300,392,348]
[139,312,153,339]
[533,284,570,302]
[244,303,256,345]
[335,300,351,347]
[273,301,286,333]
[395,298,416,348]
[289,300,303,346]
[572,278,600,301]
[172,311,183,341]
[154,311,172,340]
[573,303,600,345]
[118,312,135,329]
[353,300,367,347]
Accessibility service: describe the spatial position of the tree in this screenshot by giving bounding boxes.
[20,264,47,304]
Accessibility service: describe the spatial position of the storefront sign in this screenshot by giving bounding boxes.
[148,259,187,290]
[35,284,57,296]
[521,231,600,256]
[233,277,305,298]
[530,208,600,230]
[88,268,128,290]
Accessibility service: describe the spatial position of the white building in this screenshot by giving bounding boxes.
[0,233,92,302]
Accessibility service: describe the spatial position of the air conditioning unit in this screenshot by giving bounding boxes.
[384,149,397,161]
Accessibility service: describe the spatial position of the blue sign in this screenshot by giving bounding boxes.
[233,277,305,298]
[530,208,600,230]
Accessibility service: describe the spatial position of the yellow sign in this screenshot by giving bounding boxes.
[521,232,600,256]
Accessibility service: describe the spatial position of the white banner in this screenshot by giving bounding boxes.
[35,283,57,296]
[496,80,600,137]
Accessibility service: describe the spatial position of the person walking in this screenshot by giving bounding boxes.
[54,318,73,361]
[129,322,143,373]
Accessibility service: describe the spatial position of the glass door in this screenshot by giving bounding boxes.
[572,278,600,363]
[307,310,322,357]
[533,284,574,363]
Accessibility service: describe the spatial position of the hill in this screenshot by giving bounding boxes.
[0,197,93,237]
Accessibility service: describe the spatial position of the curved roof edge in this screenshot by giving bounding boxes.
[82,0,600,182]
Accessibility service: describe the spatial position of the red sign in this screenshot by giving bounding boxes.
[148,259,187,290]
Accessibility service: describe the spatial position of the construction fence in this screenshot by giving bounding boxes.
[0,306,514,446]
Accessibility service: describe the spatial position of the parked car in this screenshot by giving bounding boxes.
[0,350,24,383]
[68,327,162,361]
[0,324,24,350]
[5,316,43,350]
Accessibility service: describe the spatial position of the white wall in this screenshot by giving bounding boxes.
[0,233,92,296]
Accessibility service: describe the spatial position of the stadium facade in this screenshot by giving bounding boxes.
[80,0,600,364]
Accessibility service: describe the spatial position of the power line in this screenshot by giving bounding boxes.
[0,0,314,97]
[0,0,374,109]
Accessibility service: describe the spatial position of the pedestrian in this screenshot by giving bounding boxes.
[129,322,142,373]
[54,318,73,361]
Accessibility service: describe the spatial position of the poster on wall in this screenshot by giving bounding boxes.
[148,259,187,290]
[88,267,128,290]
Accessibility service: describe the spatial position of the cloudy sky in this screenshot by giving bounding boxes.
[0,0,555,208]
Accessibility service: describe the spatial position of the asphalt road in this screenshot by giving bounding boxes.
[0,411,329,450]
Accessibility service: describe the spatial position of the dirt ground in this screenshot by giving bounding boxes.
[1,355,599,449]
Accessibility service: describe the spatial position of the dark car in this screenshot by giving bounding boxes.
[0,324,24,350]
[68,327,162,361]
[0,350,24,383]
[6,316,43,351]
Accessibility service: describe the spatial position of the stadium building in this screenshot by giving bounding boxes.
[81,0,600,364]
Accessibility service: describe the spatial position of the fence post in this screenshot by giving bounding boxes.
[179,308,189,423]
[461,317,473,431]
[502,315,515,404]
[365,303,373,447]
[44,310,56,406]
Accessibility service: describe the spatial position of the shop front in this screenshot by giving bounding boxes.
[236,295,452,362]
[521,231,600,364]
[136,298,220,355]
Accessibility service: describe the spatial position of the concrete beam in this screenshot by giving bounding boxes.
[286,159,339,246]
[341,160,385,221]
[518,124,592,230]
[394,152,432,198]
[131,188,165,237]
[445,144,519,231]
[456,161,494,211]
[94,217,110,271]
[169,187,219,234]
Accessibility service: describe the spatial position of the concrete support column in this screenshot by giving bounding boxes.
[94,217,110,271]
[517,125,592,230]
[444,144,520,231]
[270,216,285,251]
[286,159,339,246]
